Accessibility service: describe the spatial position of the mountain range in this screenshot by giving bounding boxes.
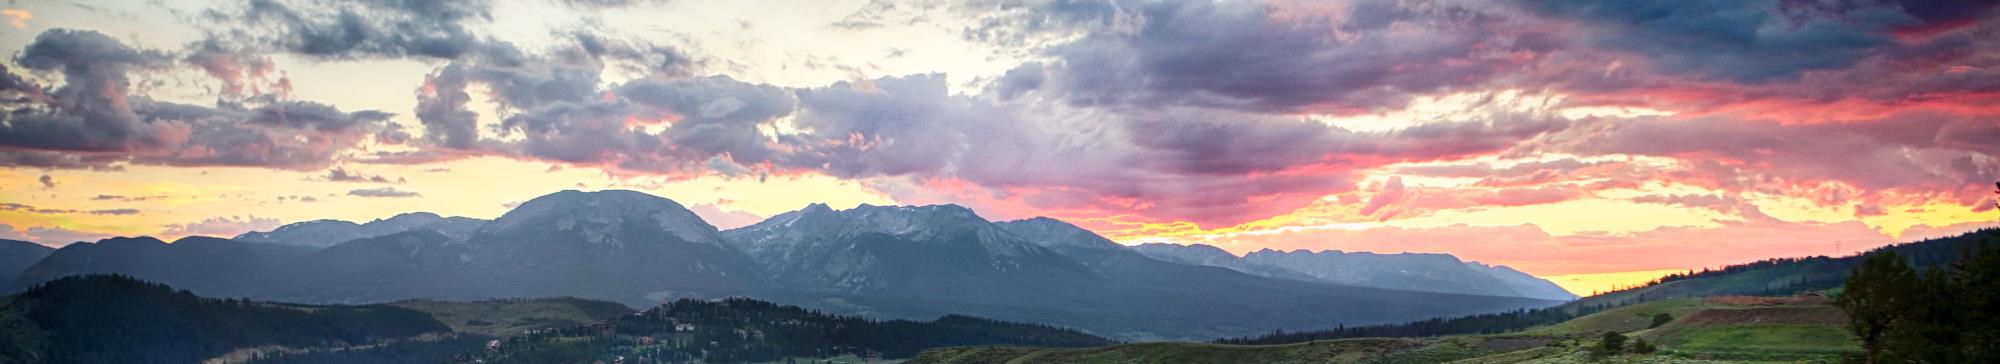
[1133,244,1577,301]
[1,190,1569,340]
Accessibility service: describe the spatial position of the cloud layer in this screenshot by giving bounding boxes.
[2,0,1996,271]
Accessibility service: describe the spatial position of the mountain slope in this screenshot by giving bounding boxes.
[0,240,52,287]
[4,236,315,295]
[260,229,474,304]
[1572,228,2000,310]
[1243,248,1529,298]
[1464,261,1579,301]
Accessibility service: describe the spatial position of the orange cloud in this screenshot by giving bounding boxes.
[2,9,29,29]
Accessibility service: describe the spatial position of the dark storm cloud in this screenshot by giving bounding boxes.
[1509,0,1987,82]
[0,64,47,103]
[246,101,394,132]
[226,0,493,60]
[0,29,174,152]
[783,74,974,177]
[134,101,395,169]
[617,76,796,164]
[981,0,1544,112]
[498,98,642,164]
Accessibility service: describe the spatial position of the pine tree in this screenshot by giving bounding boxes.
[1837,251,1918,364]
[1958,238,2000,362]
[1593,331,1626,357]
[1631,338,1655,354]
[1649,313,1672,329]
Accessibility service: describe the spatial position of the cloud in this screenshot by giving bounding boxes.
[0,202,140,216]
[92,194,167,201]
[0,29,175,152]
[347,187,420,198]
[2,9,29,29]
[0,223,112,247]
[686,203,767,230]
[38,174,54,189]
[183,40,277,97]
[1630,193,1775,222]
[965,0,1552,113]
[159,215,281,238]
[0,29,402,171]
[222,0,494,60]
[1512,0,1996,82]
[1360,176,1406,220]
[1536,113,2000,209]
[318,167,401,183]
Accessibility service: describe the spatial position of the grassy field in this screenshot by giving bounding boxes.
[906,337,1570,364]
[391,297,634,337]
[909,295,1862,364]
[1526,298,1705,335]
[910,338,1426,364]
[1652,325,1859,360]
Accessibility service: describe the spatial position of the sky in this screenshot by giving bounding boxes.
[0,0,1996,296]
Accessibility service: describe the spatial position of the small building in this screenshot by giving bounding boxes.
[674,323,696,332]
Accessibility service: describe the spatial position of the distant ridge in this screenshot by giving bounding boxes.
[1134,243,1578,301]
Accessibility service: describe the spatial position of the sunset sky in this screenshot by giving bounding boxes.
[1,0,1996,295]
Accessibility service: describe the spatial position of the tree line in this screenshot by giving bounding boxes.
[1837,237,2000,363]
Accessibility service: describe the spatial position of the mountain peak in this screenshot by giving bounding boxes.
[368,212,442,225]
[490,189,723,245]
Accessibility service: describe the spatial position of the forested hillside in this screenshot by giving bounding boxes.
[471,297,1115,363]
[0,275,449,363]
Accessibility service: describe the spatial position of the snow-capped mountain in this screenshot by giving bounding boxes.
[723,203,1088,296]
